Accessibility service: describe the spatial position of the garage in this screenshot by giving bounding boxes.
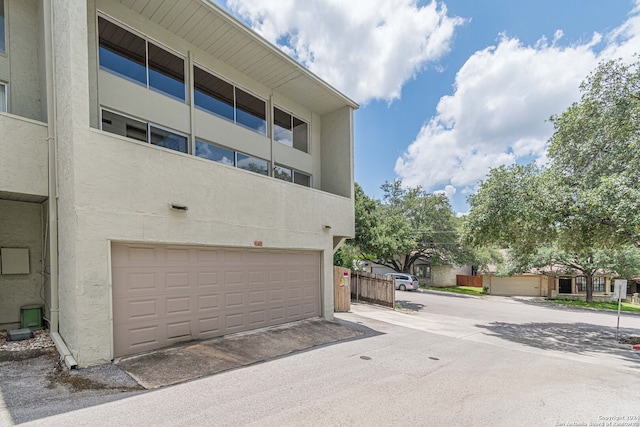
[488,275,542,297]
[112,243,320,357]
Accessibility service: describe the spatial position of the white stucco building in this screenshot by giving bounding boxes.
[0,0,357,367]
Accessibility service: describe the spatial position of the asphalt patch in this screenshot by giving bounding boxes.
[115,318,363,389]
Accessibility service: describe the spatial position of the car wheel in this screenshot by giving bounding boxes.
[399,284,406,291]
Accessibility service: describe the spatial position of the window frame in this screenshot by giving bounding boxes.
[0,81,7,113]
[97,14,187,103]
[100,107,190,154]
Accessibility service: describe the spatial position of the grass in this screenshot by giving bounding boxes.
[548,298,640,313]
[421,285,486,296]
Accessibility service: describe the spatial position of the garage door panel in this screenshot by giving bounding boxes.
[196,272,220,290]
[197,294,220,310]
[165,296,191,315]
[113,297,161,324]
[249,310,266,326]
[166,321,191,339]
[198,316,221,335]
[270,307,285,322]
[112,243,320,357]
[224,271,243,286]
[491,276,540,296]
[112,270,159,298]
[165,248,190,263]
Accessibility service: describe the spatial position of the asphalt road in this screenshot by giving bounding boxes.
[5,292,640,426]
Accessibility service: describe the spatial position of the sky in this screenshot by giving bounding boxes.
[216,0,640,213]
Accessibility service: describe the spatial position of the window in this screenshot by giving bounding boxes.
[98,16,185,102]
[196,140,235,166]
[196,139,269,177]
[194,65,266,136]
[237,153,269,176]
[150,126,188,153]
[235,88,266,133]
[593,277,605,293]
[194,66,234,121]
[575,276,606,293]
[274,107,308,153]
[414,265,431,279]
[0,0,5,54]
[274,165,292,182]
[0,82,6,113]
[101,109,188,154]
[274,164,311,187]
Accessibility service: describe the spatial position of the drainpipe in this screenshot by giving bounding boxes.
[43,0,77,369]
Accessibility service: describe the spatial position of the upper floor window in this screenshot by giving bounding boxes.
[196,139,269,176]
[194,65,266,136]
[274,164,311,187]
[101,109,188,154]
[274,107,308,153]
[98,16,185,102]
[0,0,5,54]
[0,82,6,112]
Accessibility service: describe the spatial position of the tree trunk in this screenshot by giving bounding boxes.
[585,274,594,303]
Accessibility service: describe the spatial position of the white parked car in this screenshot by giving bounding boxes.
[385,273,419,291]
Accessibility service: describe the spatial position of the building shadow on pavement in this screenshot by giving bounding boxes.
[476,321,640,367]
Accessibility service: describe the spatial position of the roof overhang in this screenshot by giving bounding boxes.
[116,0,358,115]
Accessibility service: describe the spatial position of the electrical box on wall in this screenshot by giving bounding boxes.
[1,248,30,274]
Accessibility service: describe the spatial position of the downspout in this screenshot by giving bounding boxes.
[43,0,77,369]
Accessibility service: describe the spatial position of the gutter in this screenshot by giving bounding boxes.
[43,0,77,369]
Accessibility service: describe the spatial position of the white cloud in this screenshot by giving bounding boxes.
[396,4,640,195]
[225,0,465,104]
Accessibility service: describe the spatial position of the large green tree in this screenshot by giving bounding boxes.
[464,58,640,302]
[354,180,467,273]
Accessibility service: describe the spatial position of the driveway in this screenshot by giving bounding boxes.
[388,289,640,371]
[2,293,640,426]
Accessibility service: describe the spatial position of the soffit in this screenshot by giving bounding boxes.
[116,0,358,115]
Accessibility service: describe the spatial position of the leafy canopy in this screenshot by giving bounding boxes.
[464,58,640,301]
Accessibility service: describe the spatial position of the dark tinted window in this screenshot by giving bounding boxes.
[148,42,185,101]
[194,66,234,121]
[235,88,266,134]
[98,16,146,86]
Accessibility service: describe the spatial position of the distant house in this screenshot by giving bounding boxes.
[1,0,357,367]
[367,259,472,287]
[481,264,630,299]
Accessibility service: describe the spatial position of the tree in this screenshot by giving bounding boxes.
[548,57,640,248]
[355,180,466,273]
[464,58,640,301]
[497,245,640,300]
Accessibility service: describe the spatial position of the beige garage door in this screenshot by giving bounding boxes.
[112,243,320,357]
[490,276,541,296]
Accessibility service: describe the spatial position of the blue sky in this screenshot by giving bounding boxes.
[217,0,639,212]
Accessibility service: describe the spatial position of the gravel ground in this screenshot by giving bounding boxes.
[1,328,144,424]
[0,329,55,354]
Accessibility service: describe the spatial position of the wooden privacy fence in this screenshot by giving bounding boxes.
[457,275,482,287]
[334,267,351,312]
[351,271,395,308]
